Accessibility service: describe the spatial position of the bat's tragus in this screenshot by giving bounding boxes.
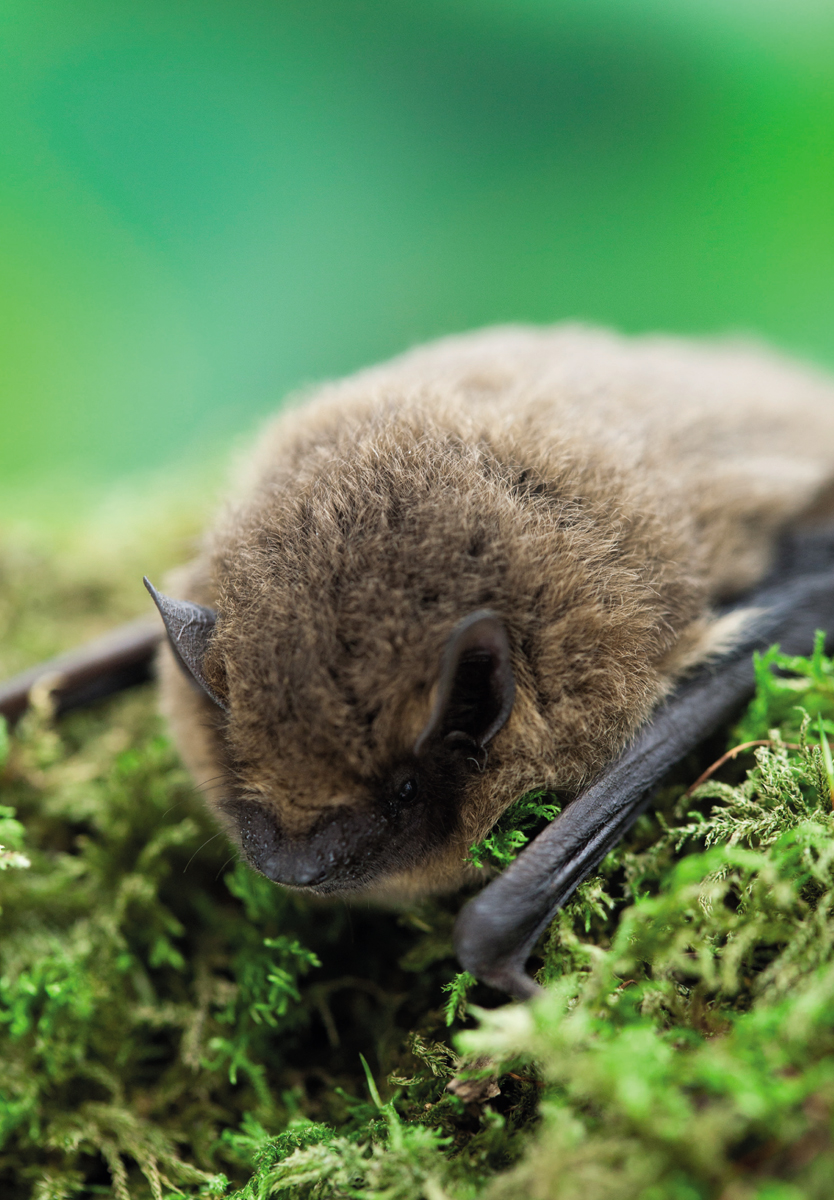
[143,578,227,712]
[413,610,515,757]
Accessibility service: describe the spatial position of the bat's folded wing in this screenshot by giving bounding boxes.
[0,619,161,725]
[454,541,834,1000]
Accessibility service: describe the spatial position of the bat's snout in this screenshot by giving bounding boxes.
[220,795,399,894]
[260,847,333,889]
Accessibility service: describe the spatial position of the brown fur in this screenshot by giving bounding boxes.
[159,325,834,903]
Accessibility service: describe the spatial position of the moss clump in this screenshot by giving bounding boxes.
[0,694,508,1198]
[4,498,834,1198]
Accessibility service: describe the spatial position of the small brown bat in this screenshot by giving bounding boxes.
[5,326,834,997]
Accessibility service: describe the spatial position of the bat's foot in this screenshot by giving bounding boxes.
[454,902,544,1001]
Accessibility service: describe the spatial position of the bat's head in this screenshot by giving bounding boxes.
[145,417,549,900]
[148,575,517,897]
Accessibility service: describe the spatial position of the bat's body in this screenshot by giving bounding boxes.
[155,328,834,897]
[5,326,834,994]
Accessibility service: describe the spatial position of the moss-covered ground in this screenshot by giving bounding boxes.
[3,490,834,1199]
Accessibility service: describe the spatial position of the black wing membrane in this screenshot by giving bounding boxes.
[0,620,161,725]
[454,532,834,1000]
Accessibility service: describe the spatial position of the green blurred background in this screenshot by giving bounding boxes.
[3,0,834,491]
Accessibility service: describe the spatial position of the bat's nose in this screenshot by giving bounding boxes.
[261,852,330,889]
[222,795,384,892]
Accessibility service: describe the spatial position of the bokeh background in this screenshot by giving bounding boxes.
[3,0,834,493]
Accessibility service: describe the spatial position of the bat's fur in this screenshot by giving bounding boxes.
[159,325,834,903]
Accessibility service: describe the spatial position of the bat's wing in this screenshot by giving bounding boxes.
[0,620,161,725]
[454,531,834,1000]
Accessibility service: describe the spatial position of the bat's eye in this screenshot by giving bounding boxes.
[396,776,419,804]
[387,766,420,811]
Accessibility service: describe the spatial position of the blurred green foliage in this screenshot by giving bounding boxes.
[2,0,834,487]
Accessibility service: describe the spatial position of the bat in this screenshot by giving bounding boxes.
[4,325,834,999]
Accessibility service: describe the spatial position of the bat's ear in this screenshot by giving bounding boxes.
[414,610,515,756]
[143,577,228,712]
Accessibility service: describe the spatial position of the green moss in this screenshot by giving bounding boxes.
[4,499,834,1198]
[467,791,562,872]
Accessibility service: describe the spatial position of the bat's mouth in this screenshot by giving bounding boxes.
[219,793,448,894]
